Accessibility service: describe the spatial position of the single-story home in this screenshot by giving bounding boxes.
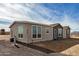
[63,26,70,39]
[9,21,70,43]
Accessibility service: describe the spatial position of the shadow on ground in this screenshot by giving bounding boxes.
[31,38,79,53]
[17,41,55,54]
[17,38,79,55]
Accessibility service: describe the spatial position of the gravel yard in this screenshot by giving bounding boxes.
[0,40,47,56]
[33,38,79,56]
[0,35,79,56]
[0,35,66,56]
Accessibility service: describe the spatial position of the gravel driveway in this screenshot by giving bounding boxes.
[0,35,78,56]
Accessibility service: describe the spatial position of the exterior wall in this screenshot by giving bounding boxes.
[63,28,66,38]
[66,29,70,38]
[11,23,53,44]
[63,28,70,39]
[10,23,18,38]
[25,23,32,43]
[10,23,29,43]
[26,23,53,43]
[16,23,29,43]
[43,26,53,41]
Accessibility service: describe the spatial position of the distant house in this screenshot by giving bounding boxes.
[63,26,70,39]
[0,29,5,35]
[9,21,70,44]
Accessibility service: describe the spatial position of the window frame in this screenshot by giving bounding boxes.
[67,29,70,35]
[58,28,62,37]
[31,25,42,39]
[17,25,24,39]
[31,25,37,38]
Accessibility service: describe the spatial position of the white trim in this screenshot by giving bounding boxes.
[31,25,42,39]
[18,36,23,39]
[18,34,23,39]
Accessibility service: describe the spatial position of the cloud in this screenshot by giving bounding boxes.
[60,14,79,32]
[0,3,61,23]
[0,3,78,32]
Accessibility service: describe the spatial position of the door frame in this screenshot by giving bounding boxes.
[53,28,58,40]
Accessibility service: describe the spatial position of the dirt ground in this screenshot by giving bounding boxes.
[0,35,66,56]
[0,35,79,56]
[33,38,79,56]
[0,35,47,56]
[0,35,10,40]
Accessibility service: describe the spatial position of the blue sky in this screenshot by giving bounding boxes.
[0,3,79,32]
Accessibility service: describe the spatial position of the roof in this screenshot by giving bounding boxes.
[50,23,62,28]
[9,21,50,28]
[63,26,70,29]
[9,21,70,29]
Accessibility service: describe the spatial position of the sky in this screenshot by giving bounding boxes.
[0,3,79,32]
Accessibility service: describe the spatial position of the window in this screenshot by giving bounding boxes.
[58,28,62,37]
[18,25,24,38]
[32,25,37,38]
[67,29,70,35]
[32,25,42,38]
[18,34,23,38]
[37,26,41,38]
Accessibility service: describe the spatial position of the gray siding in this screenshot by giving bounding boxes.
[10,23,17,38]
[63,28,70,38]
[11,22,65,44]
[26,24,53,43]
[10,23,28,43]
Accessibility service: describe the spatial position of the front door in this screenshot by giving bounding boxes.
[53,29,58,40]
[58,28,62,39]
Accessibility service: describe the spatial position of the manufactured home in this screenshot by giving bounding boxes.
[63,26,70,39]
[9,21,69,43]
